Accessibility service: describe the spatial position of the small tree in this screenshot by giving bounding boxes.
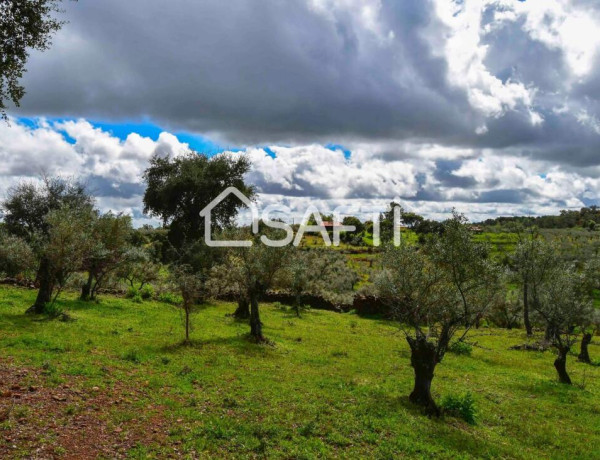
[510,227,558,336]
[117,247,160,292]
[532,267,594,384]
[283,248,357,316]
[170,265,207,344]
[208,263,250,319]
[221,228,291,342]
[43,205,95,308]
[375,214,501,415]
[80,212,132,301]
[426,211,494,327]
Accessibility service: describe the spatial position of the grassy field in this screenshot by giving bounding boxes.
[1,286,599,458]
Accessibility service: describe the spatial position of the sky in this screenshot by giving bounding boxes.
[2,0,600,225]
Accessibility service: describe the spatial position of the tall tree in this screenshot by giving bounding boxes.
[143,152,253,253]
[0,0,71,119]
[2,177,93,313]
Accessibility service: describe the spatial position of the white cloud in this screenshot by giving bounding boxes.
[1,118,599,225]
[432,0,534,118]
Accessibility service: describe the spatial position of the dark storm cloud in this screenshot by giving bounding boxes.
[3,0,600,217]
[14,0,479,144]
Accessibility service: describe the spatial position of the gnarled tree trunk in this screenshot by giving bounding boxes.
[26,257,54,314]
[578,333,592,364]
[407,335,440,416]
[249,292,263,342]
[233,297,250,319]
[554,347,571,384]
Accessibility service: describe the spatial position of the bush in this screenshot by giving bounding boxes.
[140,284,154,300]
[441,392,477,425]
[132,292,143,304]
[125,286,139,299]
[449,340,473,356]
[158,292,182,305]
[43,302,64,319]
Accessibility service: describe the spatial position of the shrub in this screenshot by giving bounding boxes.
[43,302,64,319]
[441,392,477,425]
[131,293,143,304]
[158,292,182,305]
[140,284,154,300]
[449,340,473,356]
[125,286,139,299]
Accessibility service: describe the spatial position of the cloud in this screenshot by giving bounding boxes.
[2,1,600,220]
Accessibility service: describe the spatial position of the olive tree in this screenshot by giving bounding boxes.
[510,227,559,336]
[43,205,96,308]
[283,248,357,316]
[116,247,160,292]
[220,228,291,342]
[531,267,594,384]
[375,213,501,415]
[2,178,94,313]
[578,310,599,364]
[80,212,132,301]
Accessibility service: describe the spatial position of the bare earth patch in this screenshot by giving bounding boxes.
[0,359,171,459]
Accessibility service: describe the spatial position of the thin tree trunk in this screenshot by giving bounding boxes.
[26,257,54,314]
[554,347,572,384]
[523,282,533,336]
[233,298,250,319]
[249,292,263,342]
[407,336,440,416]
[185,305,190,343]
[80,272,94,301]
[578,333,592,364]
[294,293,301,318]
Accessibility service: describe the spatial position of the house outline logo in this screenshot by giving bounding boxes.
[199,186,259,247]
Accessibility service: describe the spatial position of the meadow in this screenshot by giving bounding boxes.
[1,285,599,459]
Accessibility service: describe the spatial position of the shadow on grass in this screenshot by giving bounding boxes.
[158,334,277,357]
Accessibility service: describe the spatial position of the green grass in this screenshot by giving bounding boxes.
[1,286,599,458]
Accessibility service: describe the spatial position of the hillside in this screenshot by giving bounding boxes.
[1,286,599,459]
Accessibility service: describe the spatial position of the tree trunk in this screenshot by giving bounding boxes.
[407,336,440,416]
[80,272,94,301]
[578,333,592,364]
[523,282,533,336]
[545,325,554,343]
[294,293,301,318]
[554,347,572,384]
[249,292,263,342]
[26,257,54,314]
[185,305,190,344]
[233,298,250,319]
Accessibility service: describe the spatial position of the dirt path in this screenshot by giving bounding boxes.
[0,359,172,459]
